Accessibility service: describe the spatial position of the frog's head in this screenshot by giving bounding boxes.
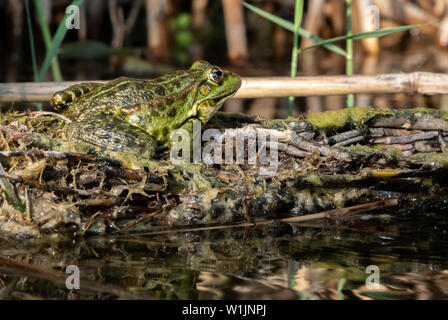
[188,60,241,124]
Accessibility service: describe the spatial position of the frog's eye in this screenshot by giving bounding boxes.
[208,68,223,84]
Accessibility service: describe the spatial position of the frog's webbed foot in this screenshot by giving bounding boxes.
[64,116,157,159]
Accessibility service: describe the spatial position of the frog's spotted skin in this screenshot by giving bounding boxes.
[51,61,241,158]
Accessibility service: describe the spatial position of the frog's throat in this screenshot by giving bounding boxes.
[175,101,219,128]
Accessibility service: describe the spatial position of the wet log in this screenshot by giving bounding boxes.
[1,107,448,240]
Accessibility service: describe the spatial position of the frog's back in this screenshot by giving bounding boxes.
[56,69,204,121]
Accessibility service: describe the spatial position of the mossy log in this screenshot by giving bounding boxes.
[1,107,448,239]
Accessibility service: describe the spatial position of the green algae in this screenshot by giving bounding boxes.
[306,107,448,133]
[306,107,394,132]
[409,152,448,167]
[303,174,323,187]
[340,143,404,161]
[397,107,448,122]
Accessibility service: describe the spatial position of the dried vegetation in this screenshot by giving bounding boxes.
[1,107,448,239]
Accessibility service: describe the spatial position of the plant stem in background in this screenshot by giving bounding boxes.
[25,0,44,110]
[222,0,248,65]
[244,0,433,112]
[337,278,346,300]
[243,2,346,57]
[38,0,84,82]
[298,22,435,53]
[346,0,354,108]
[34,0,63,81]
[288,0,304,117]
[24,0,38,82]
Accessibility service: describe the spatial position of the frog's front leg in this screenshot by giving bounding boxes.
[168,119,225,191]
[168,119,204,163]
[64,115,157,158]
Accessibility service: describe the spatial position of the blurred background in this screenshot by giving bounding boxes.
[1,0,448,118]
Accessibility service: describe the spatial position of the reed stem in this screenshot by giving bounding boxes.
[288,0,304,117]
[346,0,354,107]
[34,0,63,81]
[24,0,38,82]
[37,0,84,82]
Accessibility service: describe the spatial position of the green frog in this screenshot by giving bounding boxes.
[50,60,241,159]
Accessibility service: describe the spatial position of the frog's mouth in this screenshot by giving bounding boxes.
[212,92,237,105]
[198,92,237,121]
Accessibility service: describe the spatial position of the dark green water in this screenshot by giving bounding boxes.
[0,208,447,300]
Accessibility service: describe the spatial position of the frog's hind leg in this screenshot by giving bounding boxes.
[51,82,104,112]
[65,116,157,158]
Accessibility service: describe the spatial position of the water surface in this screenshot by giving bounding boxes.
[1,208,447,300]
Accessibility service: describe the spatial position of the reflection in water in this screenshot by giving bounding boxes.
[0,210,447,300]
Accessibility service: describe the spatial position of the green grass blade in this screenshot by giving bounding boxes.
[34,0,63,81]
[299,21,437,53]
[243,1,346,56]
[288,0,304,116]
[337,278,346,300]
[37,0,84,81]
[346,0,354,108]
[24,0,38,82]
